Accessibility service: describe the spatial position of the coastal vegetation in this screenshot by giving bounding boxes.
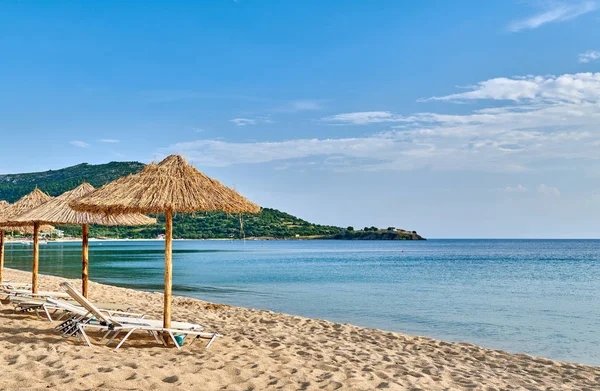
[329,229,424,240]
[0,162,423,240]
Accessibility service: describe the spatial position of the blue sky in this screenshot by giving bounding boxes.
[1,0,599,238]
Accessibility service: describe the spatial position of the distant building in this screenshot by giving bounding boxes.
[41,228,64,238]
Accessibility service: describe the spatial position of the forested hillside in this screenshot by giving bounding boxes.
[59,208,343,239]
[0,162,343,239]
[0,161,424,240]
[0,162,145,202]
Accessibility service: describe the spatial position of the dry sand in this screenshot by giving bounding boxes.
[1,268,599,391]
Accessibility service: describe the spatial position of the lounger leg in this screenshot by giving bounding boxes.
[106,330,121,346]
[99,330,113,343]
[206,334,217,349]
[158,333,167,346]
[78,324,93,347]
[43,306,53,322]
[115,329,136,351]
[167,331,182,350]
[147,330,161,345]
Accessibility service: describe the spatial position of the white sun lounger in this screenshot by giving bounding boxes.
[53,282,222,350]
[2,288,71,299]
[4,295,140,322]
[1,282,32,290]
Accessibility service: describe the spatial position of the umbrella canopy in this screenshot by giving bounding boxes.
[14,183,157,226]
[70,155,261,215]
[14,183,157,297]
[0,188,54,229]
[0,200,18,230]
[0,188,53,290]
[70,154,260,329]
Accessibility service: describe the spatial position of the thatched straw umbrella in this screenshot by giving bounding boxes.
[70,155,260,329]
[14,183,157,297]
[0,189,53,292]
[0,200,40,282]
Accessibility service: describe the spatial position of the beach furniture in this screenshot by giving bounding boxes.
[3,294,139,322]
[2,288,71,299]
[12,183,156,298]
[69,155,259,334]
[0,189,54,293]
[0,282,32,289]
[52,282,221,350]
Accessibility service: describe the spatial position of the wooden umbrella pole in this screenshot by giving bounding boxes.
[164,210,173,330]
[0,230,4,283]
[32,222,40,294]
[82,223,89,298]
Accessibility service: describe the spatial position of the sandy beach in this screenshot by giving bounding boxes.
[1,268,599,391]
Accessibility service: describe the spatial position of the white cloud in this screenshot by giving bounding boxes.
[323,111,411,125]
[508,1,597,32]
[100,139,119,143]
[537,184,561,196]
[230,117,273,126]
[166,71,600,173]
[423,73,600,103]
[579,50,600,63]
[503,185,528,193]
[70,141,89,148]
[230,118,256,126]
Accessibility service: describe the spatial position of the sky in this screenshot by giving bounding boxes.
[0,0,599,238]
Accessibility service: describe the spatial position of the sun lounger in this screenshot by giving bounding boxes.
[1,282,32,289]
[53,282,222,350]
[2,288,71,299]
[4,295,140,322]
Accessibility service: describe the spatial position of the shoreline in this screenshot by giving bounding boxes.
[1,267,599,390]
[3,235,425,243]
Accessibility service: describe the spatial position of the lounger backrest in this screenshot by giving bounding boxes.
[46,298,90,316]
[60,282,120,326]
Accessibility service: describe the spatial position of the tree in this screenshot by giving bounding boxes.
[387,227,395,231]
[363,227,370,232]
[347,226,354,231]
[370,226,378,231]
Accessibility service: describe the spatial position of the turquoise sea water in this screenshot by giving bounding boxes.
[4,239,600,365]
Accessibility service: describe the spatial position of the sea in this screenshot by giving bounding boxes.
[4,239,600,365]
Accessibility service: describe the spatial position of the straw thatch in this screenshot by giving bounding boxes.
[0,189,54,231]
[0,201,20,232]
[14,183,157,226]
[70,155,261,215]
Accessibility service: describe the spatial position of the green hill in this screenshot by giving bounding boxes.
[0,162,145,202]
[0,162,424,240]
[0,162,342,239]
